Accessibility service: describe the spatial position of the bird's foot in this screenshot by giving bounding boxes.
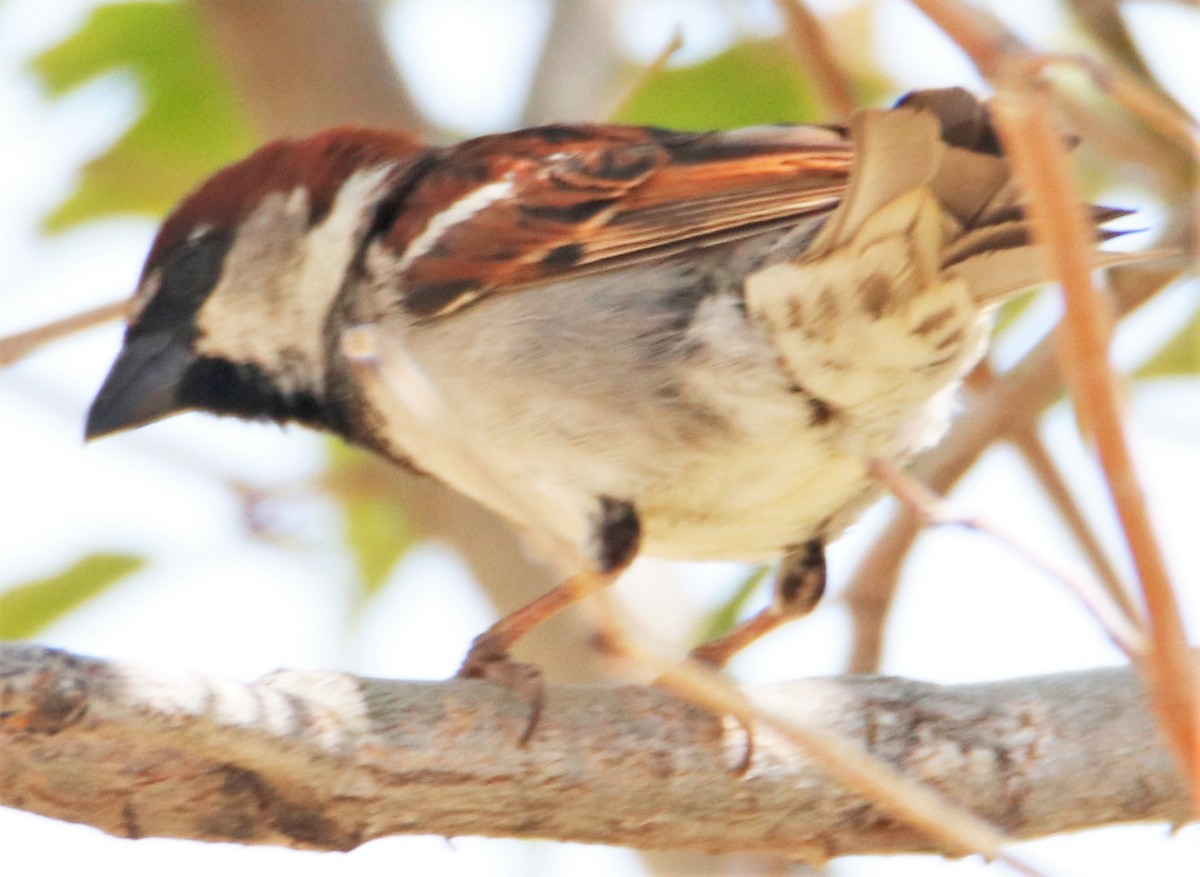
[457,631,545,746]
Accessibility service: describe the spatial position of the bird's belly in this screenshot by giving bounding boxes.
[636,428,875,561]
[378,258,963,567]
[397,351,894,564]
[446,381,889,563]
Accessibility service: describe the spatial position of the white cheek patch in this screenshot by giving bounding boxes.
[296,163,395,313]
[194,164,395,394]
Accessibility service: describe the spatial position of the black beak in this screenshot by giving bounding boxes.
[85,331,195,440]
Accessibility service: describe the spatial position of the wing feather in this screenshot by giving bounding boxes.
[381,124,853,317]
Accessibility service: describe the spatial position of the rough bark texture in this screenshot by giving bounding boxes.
[0,643,1188,859]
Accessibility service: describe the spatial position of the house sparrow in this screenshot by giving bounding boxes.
[86,88,1133,676]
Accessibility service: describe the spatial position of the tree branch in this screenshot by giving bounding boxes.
[192,0,426,138]
[521,0,621,125]
[774,0,857,120]
[0,643,1188,858]
[0,300,127,368]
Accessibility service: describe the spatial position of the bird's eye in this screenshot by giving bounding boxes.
[160,232,232,301]
[135,231,234,333]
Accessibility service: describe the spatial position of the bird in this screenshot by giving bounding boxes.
[86,88,1135,682]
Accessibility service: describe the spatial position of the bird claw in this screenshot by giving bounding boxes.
[458,634,545,746]
[650,660,757,776]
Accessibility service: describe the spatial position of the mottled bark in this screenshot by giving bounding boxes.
[0,643,1188,858]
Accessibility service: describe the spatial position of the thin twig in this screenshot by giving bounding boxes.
[907,0,1200,801]
[1023,53,1198,153]
[991,75,1198,804]
[968,360,1140,624]
[0,299,127,368]
[632,646,1050,876]
[1006,423,1141,622]
[1066,0,1168,90]
[602,26,684,122]
[906,0,1030,77]
[773,0,857,120]
[845,0,1192,683]
[866,458,1147,660]
[910,1,1198,150]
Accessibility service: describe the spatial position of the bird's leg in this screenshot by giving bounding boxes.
[457,497,640,743]
[689,538,826,668]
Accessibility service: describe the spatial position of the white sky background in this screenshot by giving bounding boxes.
[1,0,1198,874]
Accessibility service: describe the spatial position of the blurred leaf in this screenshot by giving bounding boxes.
[1136,306,1200,379]
[694,565,771,644]
[992,288,1041,336]
[324,443,415,596]
[29,1,254,230]
[613,40,819,130]
[0,553,143,640]
[823,3,894,108]
[343,493,413,596]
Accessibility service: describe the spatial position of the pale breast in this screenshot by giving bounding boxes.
[357,233,974,565]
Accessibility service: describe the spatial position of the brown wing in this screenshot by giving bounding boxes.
[381,124,854,318]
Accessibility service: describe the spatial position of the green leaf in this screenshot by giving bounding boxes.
[0,553,144,640]
[343,492,413,596]
[325,443,415,596]
[29,1,255,230]
[991,288,1040,336]
[694,565,771,644]
[613,40,819,130]
[1136,306,1200,379]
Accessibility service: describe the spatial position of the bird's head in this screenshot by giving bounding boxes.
[85,128,424,440]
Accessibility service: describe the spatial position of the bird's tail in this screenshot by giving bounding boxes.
[744,88,1142,439]
[871,87,1137,307]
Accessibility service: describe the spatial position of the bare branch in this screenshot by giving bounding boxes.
[0,643,1189,857]
[192,0,426,138]
[992,73,1198,802]
[0,300,126,368]
[521,0,622,125]
[774,0,857,120]
[603,27,683,122]
[864,457,1146,659]
[1007,423,1140,622]
[635,648,1041,874]
[337,300,1076,869]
